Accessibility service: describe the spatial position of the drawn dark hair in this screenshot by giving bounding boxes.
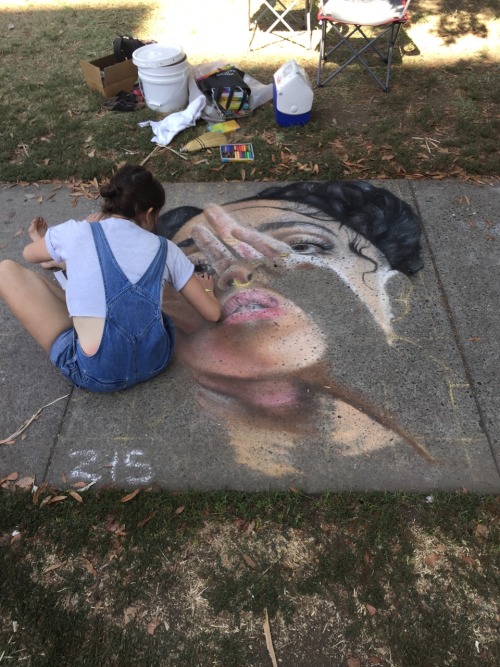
[157,181,423,275]
[100,164,165,220]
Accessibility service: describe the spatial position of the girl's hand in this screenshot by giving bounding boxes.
[86,212,106,222]
[28,217,48,242]
[195,272,215,293]
[40,259,66,271]
[179,272,221,323]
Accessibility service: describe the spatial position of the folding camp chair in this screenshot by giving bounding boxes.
[317,0,411,92]
[249,0,313,49]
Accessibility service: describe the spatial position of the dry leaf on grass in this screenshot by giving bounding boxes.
[120,488,141,503]
[42,495,68,505]
[124,606,137,625]
[137,511,157,528]
[174,506,185,514]
[245,520,255,535]
[263,608,278,667]
[475,524,489,539]
[241,553,257,569]
[43,561,66,574]
[365,603,377,616]
[69,491,83,503]
[347,658,361,667]
[424,553,441,569]
[82,558,97,576]
[147,618,161,635]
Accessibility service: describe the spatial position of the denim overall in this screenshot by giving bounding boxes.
[50,223,174,393]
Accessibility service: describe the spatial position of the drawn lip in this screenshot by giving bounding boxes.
[222,288,286,323]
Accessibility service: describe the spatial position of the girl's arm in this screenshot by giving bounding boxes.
[23,217,64,269]
[179,273,222,322]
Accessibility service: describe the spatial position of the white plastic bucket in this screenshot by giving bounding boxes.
[132,44,189,113]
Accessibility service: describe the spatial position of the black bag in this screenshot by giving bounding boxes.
[114,34,154,62]
[197,66,251,119]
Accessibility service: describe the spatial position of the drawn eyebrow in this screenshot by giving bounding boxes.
[257,220,340,237]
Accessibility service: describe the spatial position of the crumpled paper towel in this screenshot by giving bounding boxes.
[138,94,206,146]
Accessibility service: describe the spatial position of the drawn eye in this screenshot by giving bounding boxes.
[290,241,333,255]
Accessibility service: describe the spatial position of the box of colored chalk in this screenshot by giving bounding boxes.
[220,143,254,162]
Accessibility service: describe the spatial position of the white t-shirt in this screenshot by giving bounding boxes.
[45,217,194,318]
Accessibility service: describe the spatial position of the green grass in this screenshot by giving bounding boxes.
[0,1,499,184]
[1,489,499,666]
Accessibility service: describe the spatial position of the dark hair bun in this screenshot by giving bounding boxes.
[99,164,165,220]
[100,183,120,199]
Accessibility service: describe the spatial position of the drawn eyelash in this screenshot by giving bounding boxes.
[288,238,334,253]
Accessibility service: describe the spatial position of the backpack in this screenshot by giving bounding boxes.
[197,65,252,119]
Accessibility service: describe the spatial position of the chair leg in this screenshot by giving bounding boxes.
[384,23,402,92]
[317,20,404,93]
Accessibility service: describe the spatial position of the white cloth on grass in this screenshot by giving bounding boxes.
[138,95,206,146]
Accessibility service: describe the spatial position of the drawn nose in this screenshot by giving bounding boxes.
[199,204,266,291]
[218,260,255,290]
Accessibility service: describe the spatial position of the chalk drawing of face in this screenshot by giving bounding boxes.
[164,199,400,379]
[159,188,433,469]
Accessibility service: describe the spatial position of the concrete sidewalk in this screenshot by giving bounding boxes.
[1,179,499,493]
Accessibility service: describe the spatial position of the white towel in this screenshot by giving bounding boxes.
[138,94,207,146]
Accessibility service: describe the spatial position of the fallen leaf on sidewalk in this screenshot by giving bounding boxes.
[0,393,69,445]
[15,476,35,490]
[0,472,18,486]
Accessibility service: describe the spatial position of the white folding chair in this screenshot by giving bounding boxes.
[249,0,313,49]
[317,0,412,92]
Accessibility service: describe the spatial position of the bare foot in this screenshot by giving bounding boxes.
[28,216,48,242]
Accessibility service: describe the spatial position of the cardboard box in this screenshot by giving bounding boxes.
[80,54,138,97]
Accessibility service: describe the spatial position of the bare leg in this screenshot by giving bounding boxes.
[0,260,72,353]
